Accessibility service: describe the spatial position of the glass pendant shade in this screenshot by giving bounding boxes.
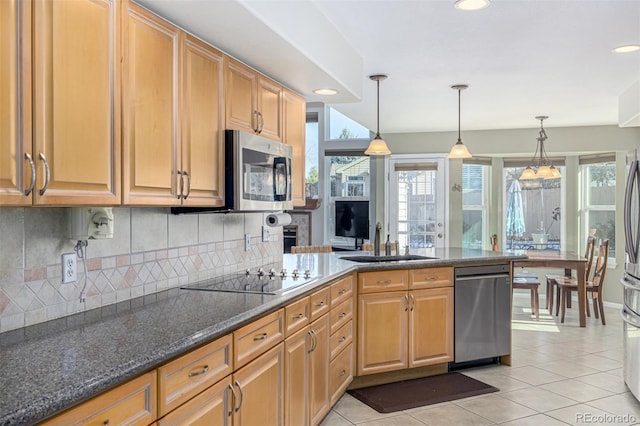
[519,166,537,180]
[535,165,553,179]
[448,140,472,159]
[365,134,391,156]
[548,165,562,179]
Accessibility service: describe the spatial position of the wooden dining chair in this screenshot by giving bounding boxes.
[557,238,609,325]
[291,245,333,254]
[546,235,596,315]
[492,234,540,319]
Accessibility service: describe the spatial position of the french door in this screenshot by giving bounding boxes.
[387,156,448,250]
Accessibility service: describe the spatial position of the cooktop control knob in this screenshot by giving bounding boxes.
[245,268,251,276]
[291,269,299,279]
[303,269,311,279]
[280,268,288,278]
[268,268,276,278]
[257,268,265,277]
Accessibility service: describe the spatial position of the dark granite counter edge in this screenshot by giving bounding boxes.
[2,254,525,425]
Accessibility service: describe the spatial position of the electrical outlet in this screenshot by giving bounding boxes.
[61,253,77,284]
[262,226,270,242]
[245,233,251,251]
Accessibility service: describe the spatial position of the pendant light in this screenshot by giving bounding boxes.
[448,84,472,159]
[519,116,562,180]
[365,74,391,156]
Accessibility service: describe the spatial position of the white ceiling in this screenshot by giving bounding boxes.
[137,0,640,134]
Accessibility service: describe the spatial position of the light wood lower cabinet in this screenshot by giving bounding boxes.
[158,376,231,426]
[329,344,353,406]
[309,314,330,426]
[409,287,454,367]
[42,371,156,426]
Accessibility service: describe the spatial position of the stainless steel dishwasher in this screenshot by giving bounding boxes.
[454,264,511,364]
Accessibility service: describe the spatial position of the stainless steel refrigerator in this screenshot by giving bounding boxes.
[622,152,640,401]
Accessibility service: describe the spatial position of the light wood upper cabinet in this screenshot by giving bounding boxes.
[30,0,121,205]
[225,56,283,142]
[284,89,306,207]
[122,1,180,205]
[0,0,30,206]
[180,34,225,207]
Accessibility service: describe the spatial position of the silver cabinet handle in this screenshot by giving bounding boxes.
[103,421,110,426]
[253,332,267,341]
[338,289,347,295]
[253,110,260,133]
[315,300,326,307]
[404,295,409,311]
[308,329,317,353]
[183,170,191,199]
[188,365,209,377]
[227,383,237,416]
[339,369,346,377]
[377,280,392,285]
[234,380,243,412]
[307,330,313,353]
[24,152,36,196]
[257,111,264,133]
[177,170,184,199]
[410,294,415,311]
[338,312,346,318]
[293,313,304,319]
[38,153,50,196]
[338,336,346,343]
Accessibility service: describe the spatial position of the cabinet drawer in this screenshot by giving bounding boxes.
[310,287,330,321]
[330,297,352,335]
[158,334,233,416]
[330,320,352,360]
[329,344,353,406]
[234,309,284,369]
[43,371,156,426]
[358,270,409,293]
[410,267,453,289]
[285,296,310,337]
[158,375,231,425]
[330,275,353,306]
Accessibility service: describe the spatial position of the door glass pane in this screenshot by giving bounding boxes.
[397,169,437,249]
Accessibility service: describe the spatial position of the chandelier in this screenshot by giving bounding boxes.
[519,116,561,180]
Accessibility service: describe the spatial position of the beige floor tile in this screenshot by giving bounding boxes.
[500,365,568,386]
[546,403,617,426]
[356,414,426,426]
[594,349,625,362]
[574,372,631,394]
[320,410,354,426]
[536,359,601,378]
[407,403,493,426]
[498,413,569,426]
[461,371,531,393]
[500,387,577,412]
[333,394,399,424]
[586,393,640,420]
[540,378,615,402]
[454,394,537,423]
[571,354,623,372]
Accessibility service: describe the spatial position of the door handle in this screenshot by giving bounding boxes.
[24,152,36,196]
[234,380,243,412]
[228,383,237,416]
[38,153,50,196]
[183,171,192,199]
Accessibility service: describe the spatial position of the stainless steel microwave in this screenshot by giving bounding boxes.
[224,129,293,211]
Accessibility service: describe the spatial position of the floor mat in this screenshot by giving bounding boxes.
[347,372,499,413]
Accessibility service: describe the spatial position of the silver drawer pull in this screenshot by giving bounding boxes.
[188,365,209,377]
[315,301,325,307]
[293,313,304,319]
[253,333,267,341]
[103,420,110,426]
[338,289,347,295]
[339,336,346,343]
[338,313,346,318]
[376,280,392,284]
[339,369,346,377]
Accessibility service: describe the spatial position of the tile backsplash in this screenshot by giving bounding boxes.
[0,207,283,333]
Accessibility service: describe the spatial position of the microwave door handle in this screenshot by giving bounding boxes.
[273,157,287,201]
[625,160,640,262]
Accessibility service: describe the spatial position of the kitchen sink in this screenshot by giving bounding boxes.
[339,254,438,263]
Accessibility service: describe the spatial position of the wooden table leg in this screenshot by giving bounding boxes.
[577,263,586,327]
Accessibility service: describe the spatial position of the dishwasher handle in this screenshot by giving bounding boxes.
[455,274,510,282]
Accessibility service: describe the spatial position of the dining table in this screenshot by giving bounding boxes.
[513,250,588,327]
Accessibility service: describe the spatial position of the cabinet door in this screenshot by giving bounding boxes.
[309,314,330,426]
[181,34,224,206]
[123,2,180,205]
[357,291,408,375]
[0,0,31,205]
[409,288,454,367]
[283,89,306,207]
[257,76,282,142]
[233,342,284,426]
[284,327,310,426]
[33,0,120,205]
[158,376,232,426]
[224,57,257,134]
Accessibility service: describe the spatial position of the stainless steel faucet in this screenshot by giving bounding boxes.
[374,222,382,256]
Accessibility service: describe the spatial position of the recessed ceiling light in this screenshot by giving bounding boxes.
[313,88,339,95]
[454,0,490,11]
[613,44,640,53]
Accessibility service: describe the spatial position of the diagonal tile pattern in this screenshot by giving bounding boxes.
[321,297,640,426]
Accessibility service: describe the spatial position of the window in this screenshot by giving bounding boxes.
[503,166,564,251]
[305,113,319,198]
[462,163,490,249]
[328,107,370,140]
[581,158,616,258]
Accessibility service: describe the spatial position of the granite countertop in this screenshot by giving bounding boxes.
[0,248,524,425]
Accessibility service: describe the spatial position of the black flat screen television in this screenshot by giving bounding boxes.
[335,200,370,241]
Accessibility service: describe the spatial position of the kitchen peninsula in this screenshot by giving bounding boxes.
[0,249,524,425]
